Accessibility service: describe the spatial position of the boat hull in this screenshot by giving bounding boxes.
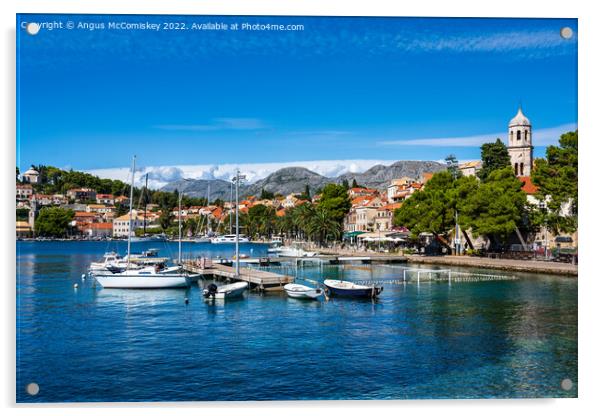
[323,280,383,298]
[94,275,193,289]
[203,282,248,299]
[284,283,323,300]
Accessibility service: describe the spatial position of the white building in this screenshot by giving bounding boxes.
[16,184,33,200]
[22,167,39,184]
[508,107,534,177]
[112,211,149,237]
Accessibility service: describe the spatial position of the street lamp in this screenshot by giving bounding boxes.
[177,178,195,265]
[232,170,246,277]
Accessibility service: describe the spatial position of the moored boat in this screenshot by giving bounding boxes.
[211,234,250,244]
[94,266,200,289]
[202,282,248,300]
[323,279,383,298]
[284,283,323,300]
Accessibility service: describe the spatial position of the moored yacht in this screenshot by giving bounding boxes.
[211,234,250,244]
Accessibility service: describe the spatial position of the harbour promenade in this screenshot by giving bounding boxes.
[317,248,578,276]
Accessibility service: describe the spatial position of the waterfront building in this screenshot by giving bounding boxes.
[16,184,33,200]
[459,161,482,177]
[21,166,39,184]
[81,222,113,238]
[67,188,97,202]
[508,106,534,177]
[96,194,115,205]
[375,202,402,231]
[112,211,151,237]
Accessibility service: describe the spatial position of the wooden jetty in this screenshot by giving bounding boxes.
[183,260,294,291]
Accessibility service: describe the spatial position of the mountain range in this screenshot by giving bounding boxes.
[161,160,446,200]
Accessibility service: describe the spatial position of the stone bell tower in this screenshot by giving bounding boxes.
[507,106,533,177]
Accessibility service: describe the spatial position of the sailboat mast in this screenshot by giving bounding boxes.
[143,173,148,235]
[207,182,211,234]
[178,190,182,264]
[126,156,136,270]
[229,181,233,234]
[235,170,240,277]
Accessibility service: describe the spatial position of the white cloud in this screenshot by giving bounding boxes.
[378,123,577,147]
[405,30,576,55]
[154,117,266,132]
[86,159,397,190]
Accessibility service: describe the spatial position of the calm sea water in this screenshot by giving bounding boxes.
[16,241,577,402]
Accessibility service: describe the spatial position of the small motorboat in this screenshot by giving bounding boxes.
[323,279,383,299]
[284,283,323,300]
[203,282,248,300]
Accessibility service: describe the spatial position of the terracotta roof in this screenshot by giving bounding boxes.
[518,176,538,195]
[74,212,96,217]
[87,222,113,230]
[276,209,286,217]
[378,203,402,211]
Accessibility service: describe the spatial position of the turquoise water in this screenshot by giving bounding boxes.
[16,241,577,402]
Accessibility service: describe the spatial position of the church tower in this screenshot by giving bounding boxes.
[507,106,533,177]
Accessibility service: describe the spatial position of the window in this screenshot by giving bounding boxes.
[514,163,518,175]
[517,130,521,140]
[520,162,524,176]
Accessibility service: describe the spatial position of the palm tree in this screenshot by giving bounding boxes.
[307,206,341,246]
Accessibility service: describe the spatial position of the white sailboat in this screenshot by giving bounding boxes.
[94,156,200,289]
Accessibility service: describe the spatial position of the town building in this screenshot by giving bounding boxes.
[375,203,402,231]
[112,211,151,237]
[16,184,33,200]
[508,107,534,177]
[81,222,113,238]
[96,194,115,205]
[22,167,39,184]
[459,161,482,177]
[31,194,54,206]
[67,188,97,202]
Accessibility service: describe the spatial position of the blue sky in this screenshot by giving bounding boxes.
[17,14,577,185]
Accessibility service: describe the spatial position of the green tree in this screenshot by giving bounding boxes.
[316,183,351,226]
[532,130,578,233]
[16,208,29,221]
[351,178,359,188]
[299,184,311,201]
[260,188,275,200]
[478,138,511,180]
[461,167,527,245]
[34,207,75,237]
[247,204,276,238]
[307,206,341,245]
[341,179,349,190]
[159,209,172,230]
[393,171,458,238]
[445,154,459,179]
